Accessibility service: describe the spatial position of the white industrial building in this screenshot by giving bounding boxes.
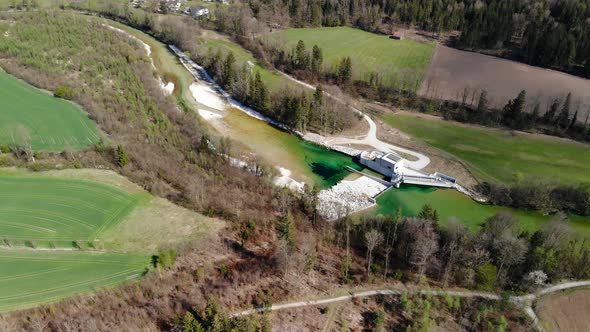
[359,150,456,188]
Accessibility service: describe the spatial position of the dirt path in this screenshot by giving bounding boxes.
[231,280,590,332]
[280,73,431,170]
[231,288,499,317]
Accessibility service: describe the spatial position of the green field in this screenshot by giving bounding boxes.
[269,27,435,87]
[0,168,218,311]
[0,71,100,151]
[0,250,147,312]
[0,171,142,247]
[202,35,296,92]
[382,113,590,185]
[375,186,590,236]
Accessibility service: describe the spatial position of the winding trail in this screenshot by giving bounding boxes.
[231,280,590,331]
[280,73,431,170]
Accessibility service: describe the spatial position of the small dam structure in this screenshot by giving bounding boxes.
[359,150,456,189]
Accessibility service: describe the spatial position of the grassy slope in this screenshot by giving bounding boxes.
[382,113,590,185]
[270,27,435,84]
[0,250,147,312]
[104,19,200,111]
[0,71,100,151]
[375,186,590,236]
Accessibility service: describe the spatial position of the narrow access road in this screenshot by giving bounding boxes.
[231,288,499,317]
[280,72,431,170]
[231,279,590,332]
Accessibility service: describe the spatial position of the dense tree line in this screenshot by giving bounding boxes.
[344,206,590,293]
[201,47,353,133]
[250,0,465,32]
[439,89,590,142]
[477,181,590,216]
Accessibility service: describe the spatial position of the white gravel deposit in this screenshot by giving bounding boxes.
[318,176,389,221]
[190,82,226,111]
[160,81,175,95]
[198,109,223,120]
[274,167,305,193]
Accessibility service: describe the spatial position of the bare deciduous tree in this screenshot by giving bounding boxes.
[365,229,383,276]
[440,218,468,286]
[408,219,439,276]
[543,212,571,248]
[492,236,527,282]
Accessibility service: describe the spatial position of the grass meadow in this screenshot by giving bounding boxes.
[382,113,590,185]
[268,27,435,88]
[0,71,100,151]
[0,250,147,312]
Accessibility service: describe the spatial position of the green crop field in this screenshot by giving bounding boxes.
[269,27,435,87]
[0,168,216,311]
[0,171,142,247]
[0,71,100,151]
[0,250,147,312]
[374,186,590,236]
[382,113,590,185]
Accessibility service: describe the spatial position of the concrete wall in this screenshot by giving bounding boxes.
[360,158,394,178]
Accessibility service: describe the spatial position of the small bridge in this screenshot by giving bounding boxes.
[392,174,455,189]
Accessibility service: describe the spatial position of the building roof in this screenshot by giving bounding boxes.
[383,153,403,163]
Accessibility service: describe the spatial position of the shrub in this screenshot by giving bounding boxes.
[476,263,497,291]
[154,249,177,269]
[0,145,11,153]
[54,85,74,99]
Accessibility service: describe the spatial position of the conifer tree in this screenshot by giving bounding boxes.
[311,45,323,76]
[276,211,296,248]
[502,90,526,128]
[557,93,572,129]
[116,145,129,167]
[222,52,236,86]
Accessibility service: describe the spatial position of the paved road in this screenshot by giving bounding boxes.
[280,73,431,170]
